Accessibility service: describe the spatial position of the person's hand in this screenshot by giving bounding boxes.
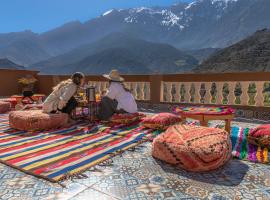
[58,100,66,109]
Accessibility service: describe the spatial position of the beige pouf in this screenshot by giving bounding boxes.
[0,101,11,113]
[9,110,69,131]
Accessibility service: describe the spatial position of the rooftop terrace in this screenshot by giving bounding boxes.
[0,69,270,199]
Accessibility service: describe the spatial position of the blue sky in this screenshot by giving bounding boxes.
[0,0,192,33]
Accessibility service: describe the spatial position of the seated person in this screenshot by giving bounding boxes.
[43,72,85,124]
[98,70,137,121]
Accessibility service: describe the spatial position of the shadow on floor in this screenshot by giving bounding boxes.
[157,158,249,187]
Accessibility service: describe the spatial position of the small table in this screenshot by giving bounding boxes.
[173,106,235,134]
[73,100,100,121]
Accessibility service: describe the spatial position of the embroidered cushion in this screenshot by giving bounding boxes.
[248,125,270,147]
[142,113,181,130]
[152,125,231,172]
[9,110,69,131]
[0,101,11,113]
[1,98,17,109]
[111,113,145,124]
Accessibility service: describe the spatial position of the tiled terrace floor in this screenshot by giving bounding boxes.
[0,119,269,200]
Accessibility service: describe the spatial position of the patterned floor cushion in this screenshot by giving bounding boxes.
[152,125,232,172]
[1,98,17,109]
[9,110,69,131]
[111,113,145,124]
[0,101,11,113]
[142,113,181,130]
[248,125,270,147]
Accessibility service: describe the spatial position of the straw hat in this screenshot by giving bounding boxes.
[103,70,124,82]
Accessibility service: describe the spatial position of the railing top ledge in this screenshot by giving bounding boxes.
[161,72,270,82]
[0,68,39,73]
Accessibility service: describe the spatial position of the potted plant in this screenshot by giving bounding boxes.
[18,75,38,94]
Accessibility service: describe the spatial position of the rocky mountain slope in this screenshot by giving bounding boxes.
[194,29,270,72]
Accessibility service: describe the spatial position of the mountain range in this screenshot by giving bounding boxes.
[0,0,269,74]
[0,58,24,70]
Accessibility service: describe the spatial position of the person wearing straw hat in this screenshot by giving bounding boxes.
[97,69,138,121]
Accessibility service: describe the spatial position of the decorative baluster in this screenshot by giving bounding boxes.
[125,82,131,91]
[204,82,212,104]
[216,82,224,105]
[227,82,236,105]
[175,83,181,103]
[255,82,264,106]
[166,82,173,103]
[145,82,151,101]
[96,82,101,94]
[100,82,106,94]
[131,82,137,97]
[184,83,191,103]
[194,82,201,104]
[135,82,140,100]
[136,82,144,100]
[240,82,249,106]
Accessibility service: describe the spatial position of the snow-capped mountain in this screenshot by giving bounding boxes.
[0,0,269,67]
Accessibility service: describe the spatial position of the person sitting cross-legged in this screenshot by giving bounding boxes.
[97,69,138,121]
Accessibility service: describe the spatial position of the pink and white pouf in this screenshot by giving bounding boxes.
[0,101,11,113]
[9,110,69,131]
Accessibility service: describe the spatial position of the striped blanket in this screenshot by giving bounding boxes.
[231,126,269,163]
[0,114,153,183]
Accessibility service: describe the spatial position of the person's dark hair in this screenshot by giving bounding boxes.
[71,72,85,85]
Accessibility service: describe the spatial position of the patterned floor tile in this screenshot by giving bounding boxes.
[45,181,87,200]
[70,188,118,200]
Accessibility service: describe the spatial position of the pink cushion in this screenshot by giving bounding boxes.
[250,125,270,137]
[152,125,231,172]
[1,98,17,108]
[248,125,270,147]
[111,112,145,124]
[0,101,11,113]
[9,110,69,131]
[142,113,181,130]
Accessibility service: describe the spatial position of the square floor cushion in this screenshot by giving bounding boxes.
[248,125,270,147]
[141,112,181,130]
[152,125,232,172]
[9,110,69,131]
[0,101,11,113]
[111,112,145,124]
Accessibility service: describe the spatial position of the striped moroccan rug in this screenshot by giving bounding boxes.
[0,114,154,183]
[231,126,269,164]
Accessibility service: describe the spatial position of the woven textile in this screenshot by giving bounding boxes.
[152,125,232,172]
[0,114,153,182]
[111,113,145,124]
[231,126,269,163]
[9,110,69,131]
[142,113,181,130]
[0,101,11,114]
[172,106,234,116]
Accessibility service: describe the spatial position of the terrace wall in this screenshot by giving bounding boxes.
[0,69,39,96]
[2,69,270,120]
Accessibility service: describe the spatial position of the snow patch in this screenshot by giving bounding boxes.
[103,9,115,16]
